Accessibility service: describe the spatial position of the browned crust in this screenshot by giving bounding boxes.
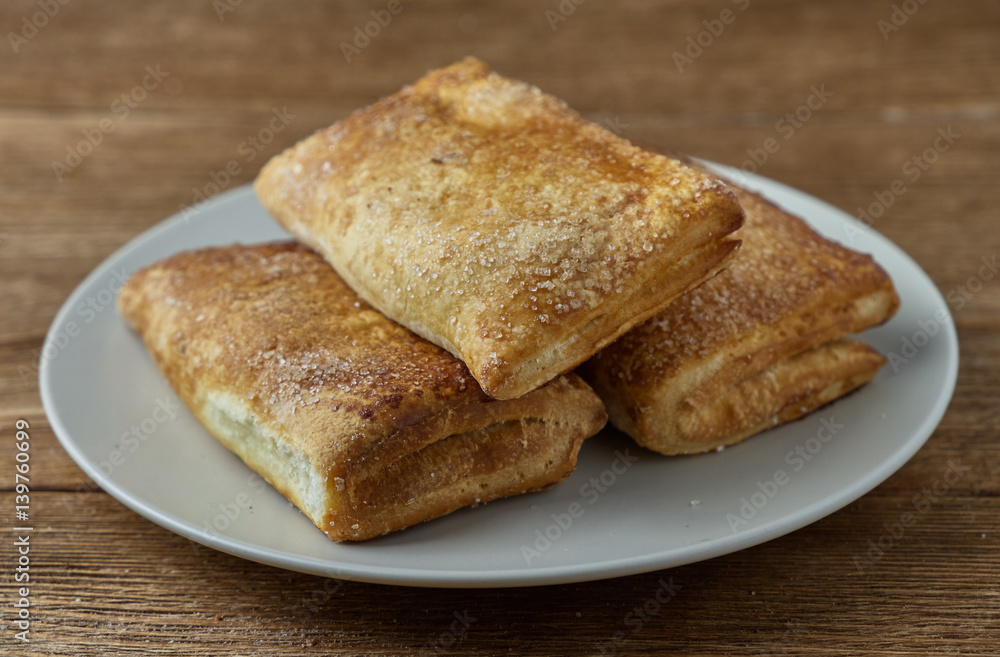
[117,242,606,541]
[579,183,900,455]
[678,339,886,448]
[254,57,743,400]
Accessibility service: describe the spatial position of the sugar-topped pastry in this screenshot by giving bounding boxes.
[254,57,744,399]
[579,180,899,455]
[118,242,607,541]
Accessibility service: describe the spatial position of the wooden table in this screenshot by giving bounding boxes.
[2,1,998,654]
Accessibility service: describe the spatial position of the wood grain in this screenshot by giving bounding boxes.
[1,0,998,654]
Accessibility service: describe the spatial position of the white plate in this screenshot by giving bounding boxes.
[40,164,958,588]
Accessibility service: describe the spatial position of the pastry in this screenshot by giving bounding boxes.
[579,182,900,455]
[254,57,744,400]
[118,242,607,541]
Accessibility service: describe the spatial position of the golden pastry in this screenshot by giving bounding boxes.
[579,183,899,455]
[118,242,607,541]
[255,57,743,400]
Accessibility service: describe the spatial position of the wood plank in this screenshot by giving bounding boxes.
[2,1,998,114]
[0,490,996,655]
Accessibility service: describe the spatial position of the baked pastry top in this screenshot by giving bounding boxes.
[118,242,607,541]
[255,57,743,400]
[579,182,900,455]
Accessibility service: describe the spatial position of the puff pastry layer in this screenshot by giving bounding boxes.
[579,182,899,455]
[118,242,607,541]
[255,57,743,400]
